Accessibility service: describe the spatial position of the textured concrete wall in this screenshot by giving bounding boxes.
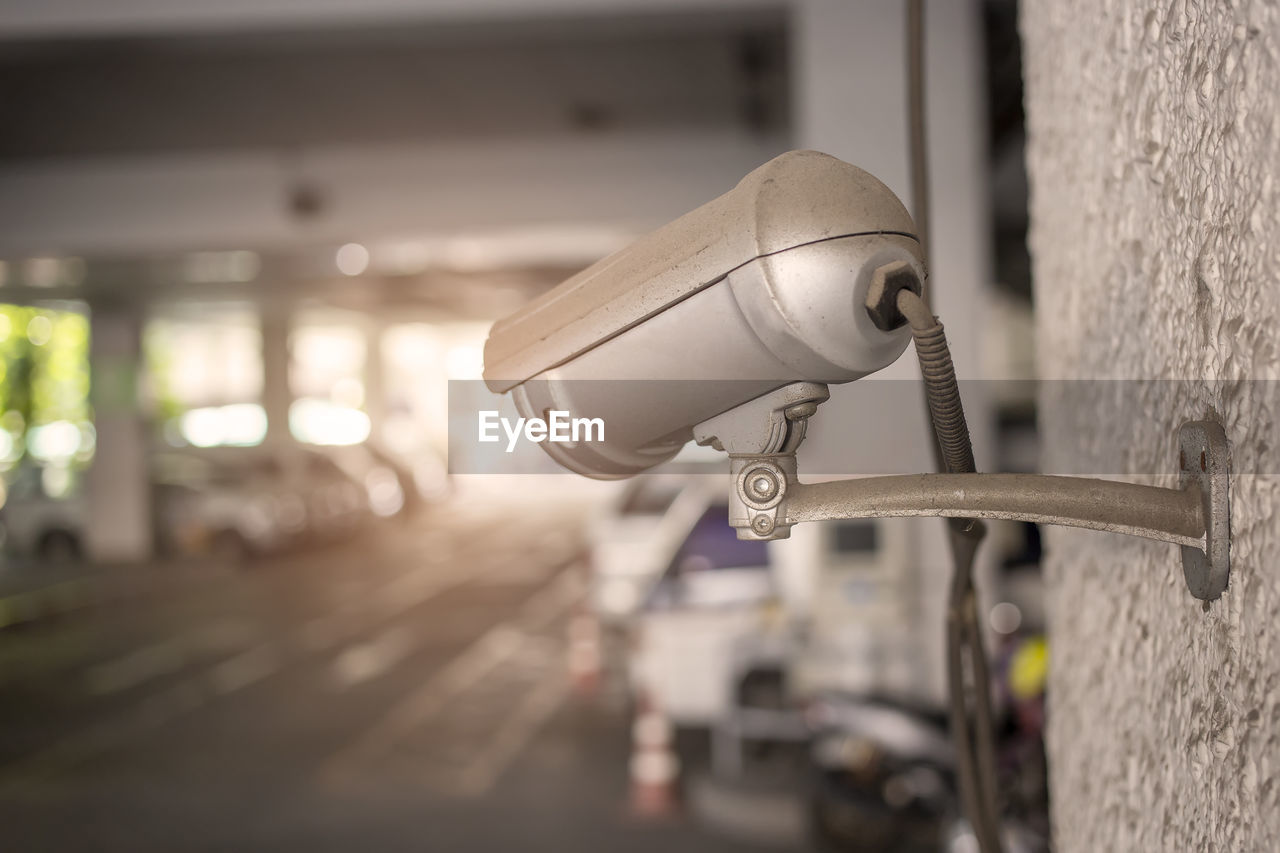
[1021,1,1280,849]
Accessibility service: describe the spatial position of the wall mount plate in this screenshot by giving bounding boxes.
[1177,420,1231,601]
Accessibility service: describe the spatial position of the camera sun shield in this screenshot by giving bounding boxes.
[482,150,924,479]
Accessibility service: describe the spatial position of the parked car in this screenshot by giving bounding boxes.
[771,517,922,705]
[629,504,910,723]
[291,448,371,541]
[0,466,86,562]
[322,444,410,520]
[587,475,715,626]
[151,451,308,559]
[0,450,318,564]
[184,446,370,545]
[629,499,782,728]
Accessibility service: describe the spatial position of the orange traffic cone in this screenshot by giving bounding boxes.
[567,611,601,695]
[628,695,680,818]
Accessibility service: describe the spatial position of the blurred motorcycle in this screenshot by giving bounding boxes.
[805,634,1049,853]
[806,693,955,851]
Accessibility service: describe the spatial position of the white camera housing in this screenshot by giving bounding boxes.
[482,150,923,479]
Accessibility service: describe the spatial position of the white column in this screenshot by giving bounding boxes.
[790,0,994,707]
[86,305,151,561]
[260,306,292,448]
[363,319,386,445]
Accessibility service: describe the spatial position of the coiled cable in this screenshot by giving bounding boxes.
[897,289,977,475]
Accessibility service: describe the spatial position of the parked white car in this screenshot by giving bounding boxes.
[0,452,316,563]
[628,505,928,727]
[587,475,716,625]
[186,446,370,544]
[151,451,308,559]
[628,499,783,727]
[322,444,409,520]
[770,517,923,704]
[0,466,86,562]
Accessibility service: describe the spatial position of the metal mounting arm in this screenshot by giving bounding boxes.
[701,393,1232,602]
[787,473,1205,546]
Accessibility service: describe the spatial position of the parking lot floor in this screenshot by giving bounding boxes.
[0,489,809,852]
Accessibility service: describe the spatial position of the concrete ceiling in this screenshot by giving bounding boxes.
[0,12,789,161]
[0,8,792,313]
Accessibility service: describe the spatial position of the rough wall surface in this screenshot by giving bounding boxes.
[1021,1,1280,850]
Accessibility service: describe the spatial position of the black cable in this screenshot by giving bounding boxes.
[946,522,991,847]
[906,0,933,304]
[964,582,1004,838]
[904,5,1002,849]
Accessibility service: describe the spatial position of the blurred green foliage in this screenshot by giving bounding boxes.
[0,304,92,468]
[141,323,184,424]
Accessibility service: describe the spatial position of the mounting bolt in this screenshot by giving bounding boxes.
[747,471,780,502]
[737,462,787,511]
[864,260,923,331]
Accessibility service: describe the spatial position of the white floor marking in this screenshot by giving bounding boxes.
[1,536,582,787]
[297,551,479,657]
[320,623,526,782]
[85,619,258,696]
[329,624,414,688]
[85,639,187,696]
[455,669,570,796]
[207,644,282,695]
[518,570,585,631]
[321,566,585,788]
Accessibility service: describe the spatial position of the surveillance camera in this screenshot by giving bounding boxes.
[482,150,923,479]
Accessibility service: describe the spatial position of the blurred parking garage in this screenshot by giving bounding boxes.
[0,2,1043,851]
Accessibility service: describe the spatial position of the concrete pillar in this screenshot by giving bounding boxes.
[86,304,151,561]
[363,319,385,444]
[260,307,291,448]
[1022,1,1280,848]
[790,0,994,707]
